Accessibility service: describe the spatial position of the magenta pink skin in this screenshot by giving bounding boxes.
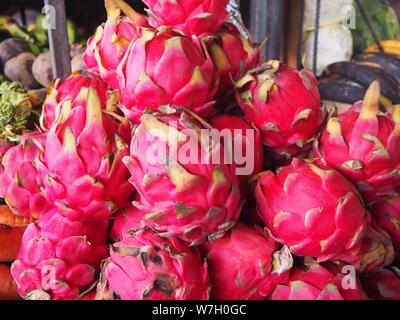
[237,64,322,157]
[41,72,108,130]
[123,111,241,245]
[314,102,400,203]
[101,229,210,300]
[110,206,144,241]
[117,29,218,123]
[208,23,261,96]
[372,197,400,256]
[11,210,108,300]
[201,224,289,300]
[36,83,134,221]
[0,140,12,157]
[335,218,394,274]
[361,267,400,300]
[210,114,264,197]
[143,0,228,38]
[79,290,97,300]
[271,263,368,300]
[0,132,52,218]
[83,16,143,89]
[256,158,369,262]
[0,140,12,175]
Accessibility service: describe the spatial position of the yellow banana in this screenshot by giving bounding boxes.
[365,40,400,57]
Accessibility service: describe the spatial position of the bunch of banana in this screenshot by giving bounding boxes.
[0,16,46,55]
[319,78,367,105]
[365,40,400,57]
[320,52,400,106]
[0,14,80,55]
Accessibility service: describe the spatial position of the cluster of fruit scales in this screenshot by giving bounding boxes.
[0,0,399,300]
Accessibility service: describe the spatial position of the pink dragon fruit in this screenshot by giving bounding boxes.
[79,290,97,300]
[117,28,218,123]
[0,140,12,175]
[96,229,210,300]
[336,220,394,274]
[361,267,400,300]
[143,0,228,38]
[206,23,261,97]
[11,210,108,300]
[123,108,242,245]
[83,0,147,89]
[201,224,293,300]
[314,81,400,203]
[110,206,143,241]
[0,132,51,219]
[40,71,108,130]
[372,195,400,256]
[0,140,12,160]
[210,114,263,197]
[36,86,134,221]
[271,260,368,300]
[236,61,323,159]
[255,158,369,262]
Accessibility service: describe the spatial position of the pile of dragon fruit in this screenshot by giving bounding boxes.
[1,0,399,300]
